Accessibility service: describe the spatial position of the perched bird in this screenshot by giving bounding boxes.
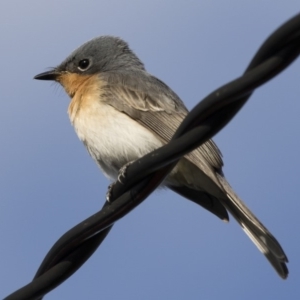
[34,36,288,278]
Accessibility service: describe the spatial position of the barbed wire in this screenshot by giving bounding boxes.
[4,12,300,300]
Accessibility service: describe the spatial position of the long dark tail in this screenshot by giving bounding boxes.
[216,173,288,278]
[168,185,229,221]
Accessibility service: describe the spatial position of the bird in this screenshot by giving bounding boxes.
[34,36,288,278]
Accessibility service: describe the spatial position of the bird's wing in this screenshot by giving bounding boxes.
[99,71,228,220]
[100,71,223,172]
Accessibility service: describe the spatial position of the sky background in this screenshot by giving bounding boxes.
[1,1,300,299]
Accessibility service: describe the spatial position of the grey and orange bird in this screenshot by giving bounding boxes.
[34,36,288,278]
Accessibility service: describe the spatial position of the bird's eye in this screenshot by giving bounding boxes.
[78,59,90,71]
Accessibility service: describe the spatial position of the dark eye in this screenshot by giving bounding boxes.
[78,59,90,71]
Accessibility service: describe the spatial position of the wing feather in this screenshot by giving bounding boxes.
[100,71,223,173]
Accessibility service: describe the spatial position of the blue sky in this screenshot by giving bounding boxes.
[1,1,300,299]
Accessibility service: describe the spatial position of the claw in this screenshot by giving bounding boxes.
[106,183,114,202]
[107,161,134,201]
[117,161,133,184]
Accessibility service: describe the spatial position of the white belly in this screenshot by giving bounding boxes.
[71,101,163,181]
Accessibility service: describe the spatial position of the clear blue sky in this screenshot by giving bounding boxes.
[1,1,300,299]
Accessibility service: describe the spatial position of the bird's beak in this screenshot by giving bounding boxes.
[34,70,60,81]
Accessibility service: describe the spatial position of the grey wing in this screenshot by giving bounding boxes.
[100,71,224,178]
[100,71,228,220]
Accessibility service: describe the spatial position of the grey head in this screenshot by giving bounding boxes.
[34,36,145,80]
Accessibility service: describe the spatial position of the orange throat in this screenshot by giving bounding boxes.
[57,73,103,123]
[57,72,96,98]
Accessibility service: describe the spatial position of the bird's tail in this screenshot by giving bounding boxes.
[216,173,288,279]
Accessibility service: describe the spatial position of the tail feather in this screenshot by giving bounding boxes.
[168,185,229,221]
[216,173,288,279]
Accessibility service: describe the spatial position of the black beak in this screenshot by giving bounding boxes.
[34,70,60,81]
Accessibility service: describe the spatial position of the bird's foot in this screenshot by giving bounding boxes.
[117,161,134,184]
[106,183,115,203]
[106,161,134,202]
